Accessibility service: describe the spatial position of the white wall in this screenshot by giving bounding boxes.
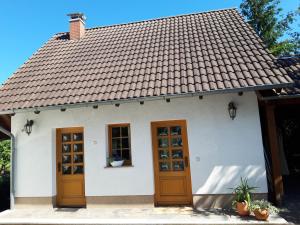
[11,92,268,197]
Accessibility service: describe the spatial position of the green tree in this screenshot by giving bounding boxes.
[240,0,300,56]
[0,140,11,176]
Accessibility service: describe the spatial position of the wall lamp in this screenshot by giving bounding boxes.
[34,109,40,114]
[228,102,237,120]
[23,120,34,135]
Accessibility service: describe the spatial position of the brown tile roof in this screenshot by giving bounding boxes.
[273,56,300,96]
[0,8,293,112]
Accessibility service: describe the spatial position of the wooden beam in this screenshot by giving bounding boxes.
[265,103,284,203]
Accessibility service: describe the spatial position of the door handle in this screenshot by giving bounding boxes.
[58,162,61,172]
[184,156,189,168]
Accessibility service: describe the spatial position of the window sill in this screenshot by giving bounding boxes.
[104,165,134,169]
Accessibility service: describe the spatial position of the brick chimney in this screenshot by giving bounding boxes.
[67,13,86,40]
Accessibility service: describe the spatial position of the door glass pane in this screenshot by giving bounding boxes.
[158,138,168,148]
[62,155,71,164]
[112,138,121,149]
[73,133,83,141]
[170,126,182,135]
[62,165,71,175]
[73,165,84,174]
[112,127,121,137]
[159,162,171,171]
[74,143,83,152]
[172,149,183,159]
[62,144,71,153]
[157,127,168,136]
[171,137,182,147]
[62,134,71,142]
[74,154,84,163]
[121,127,128,137]
[172,161,184,171]
[159,149,169,159]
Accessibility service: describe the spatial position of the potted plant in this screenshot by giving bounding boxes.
[231,177,257,216]
[250,200,279,221]
[108,156,124,167]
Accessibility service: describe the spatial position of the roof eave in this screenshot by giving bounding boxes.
[0,82,293,115]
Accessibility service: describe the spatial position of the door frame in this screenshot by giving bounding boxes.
[151,120,193,206]
[56,127,86,207]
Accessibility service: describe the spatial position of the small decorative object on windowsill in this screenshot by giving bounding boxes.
[250,200,279,221]
[231,177,257,216]
[108,156,124,167]
[228,101,237,120]
[23,120,34,135]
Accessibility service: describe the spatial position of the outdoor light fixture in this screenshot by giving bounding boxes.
[34,109,40,114]
[228,102,237,120]
[23,120,34,135]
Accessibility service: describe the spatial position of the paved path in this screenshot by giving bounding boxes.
[0,207,288,225]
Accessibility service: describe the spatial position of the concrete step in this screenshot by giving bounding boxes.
[0,209,289,225]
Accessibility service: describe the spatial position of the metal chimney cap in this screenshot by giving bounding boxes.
[67,13,86,21]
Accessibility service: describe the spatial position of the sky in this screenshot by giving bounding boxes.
[0,0,299,84]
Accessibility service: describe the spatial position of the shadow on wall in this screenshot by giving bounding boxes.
[193,165,267,209]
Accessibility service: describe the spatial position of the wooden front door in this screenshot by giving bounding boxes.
[151,120,192,206]
[56,127,86,207]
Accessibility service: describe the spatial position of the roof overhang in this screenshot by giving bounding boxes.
[0,83,293,115]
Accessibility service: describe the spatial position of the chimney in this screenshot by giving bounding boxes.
[67,13,86,40]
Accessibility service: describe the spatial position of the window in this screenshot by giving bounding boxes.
[108,124,132,166]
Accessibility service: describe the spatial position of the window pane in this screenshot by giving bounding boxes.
[74,154,84,163]
[170,126,182,135]
[62,134,71,142]
[112,127,121,137]
[122,150,130,160]
[171,137,182,147]
[73,165,84,174]
[173,161,184,171]
[73,133,83,141]
[112,149,121,159]
[62,144,71,153]
[74,143,83,152]
[158,138,168,148]
[159,150,169,159]
[62,155,71,164]
[112,138,121,149]
[122,138,129,149]
[172,149,183,159]
[62,165,71,175]
[157,127,168,136]
[121,127,128,137]
[159,162,170,171]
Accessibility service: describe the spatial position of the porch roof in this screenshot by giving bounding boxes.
[260,56,300,100]
[0,8,293,113]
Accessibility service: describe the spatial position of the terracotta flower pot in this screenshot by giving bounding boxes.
[236,201,250,216]
[254,209,269,221]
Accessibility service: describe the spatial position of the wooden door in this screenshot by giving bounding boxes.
[151,120,192,206]
[56,127,86,207]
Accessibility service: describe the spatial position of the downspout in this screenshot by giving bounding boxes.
[0,126,15,209]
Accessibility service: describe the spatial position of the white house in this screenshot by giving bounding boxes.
[0,9,293,209]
